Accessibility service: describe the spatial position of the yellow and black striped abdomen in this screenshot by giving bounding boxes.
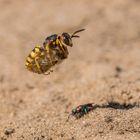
[25,45,41,65]
[25,45,49,74]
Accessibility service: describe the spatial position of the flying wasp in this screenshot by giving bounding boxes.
[25,29,85,75]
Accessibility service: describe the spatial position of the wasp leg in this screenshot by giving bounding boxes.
[48,55,54,66]
[35,57,43,73]
[44,69,53,75]
[43,72,50,75]
[57,39,68,58]
[45,45,54,66]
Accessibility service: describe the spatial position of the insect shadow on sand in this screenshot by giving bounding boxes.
[69,101,140,119]
[99,101,139,110]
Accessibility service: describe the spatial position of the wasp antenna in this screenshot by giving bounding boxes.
[71,29,85,38]
[71,35,80,38]
[65,113,72,122]
[72,29,85,35]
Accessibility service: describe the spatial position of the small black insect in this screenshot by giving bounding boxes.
[68,103,95,119]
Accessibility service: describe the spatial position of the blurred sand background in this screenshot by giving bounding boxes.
[0,0,140,139]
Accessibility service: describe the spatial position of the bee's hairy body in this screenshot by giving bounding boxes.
[25,29,85,75]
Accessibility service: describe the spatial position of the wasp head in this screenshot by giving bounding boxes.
[71,108,77,115]
[61,29,85,47]
[61,33,73,47]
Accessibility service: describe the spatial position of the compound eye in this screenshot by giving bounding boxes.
[62,33,72,46]
[63,36,69,45]
[72,109,77,114]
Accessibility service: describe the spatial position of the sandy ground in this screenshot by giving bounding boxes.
[0,0,140,140]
